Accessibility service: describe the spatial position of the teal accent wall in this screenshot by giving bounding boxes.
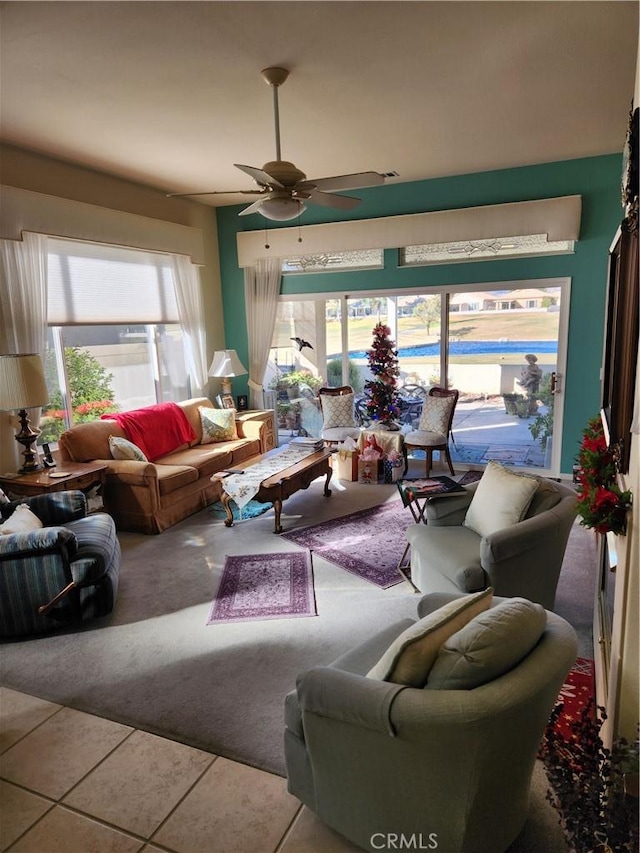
[217,155,623,473]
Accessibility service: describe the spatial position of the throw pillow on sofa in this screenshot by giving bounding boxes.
[463,460,538,537]
[0,505,43,536]
[366,588,493,687]
[109,435,148,462]
[426,597,547,690]
[199,407,238,443]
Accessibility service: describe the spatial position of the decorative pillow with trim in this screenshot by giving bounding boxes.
[199,407,238,444]
[321,393,356,429]
[418,395,455,436]
[109,435,148,462]
[0,505,43,536]
[426,597,547,690]
[463,460,538,538]
[366,588,493,687]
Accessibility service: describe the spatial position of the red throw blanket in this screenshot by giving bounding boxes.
[102,402,197,462]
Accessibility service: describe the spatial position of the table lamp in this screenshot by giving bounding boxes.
[208,350,247,395]
[0,353,50,473]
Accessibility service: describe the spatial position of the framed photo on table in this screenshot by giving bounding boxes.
[216,393,236,410]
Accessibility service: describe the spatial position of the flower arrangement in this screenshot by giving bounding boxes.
[575,417,632,536]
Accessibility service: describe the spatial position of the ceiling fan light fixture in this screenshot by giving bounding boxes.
[259,196,307,221]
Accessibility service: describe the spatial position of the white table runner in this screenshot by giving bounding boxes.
[222,445,319,509]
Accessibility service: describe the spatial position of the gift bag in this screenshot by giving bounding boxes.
[334,449,359,481]
[358,459,381,484]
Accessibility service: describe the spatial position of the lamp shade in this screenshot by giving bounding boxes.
[208,350,247,379]
[0,354,49,411]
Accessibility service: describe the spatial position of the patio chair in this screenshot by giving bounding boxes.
[397,383,428,427]
[318,386,362,446]
[404,386,459,476]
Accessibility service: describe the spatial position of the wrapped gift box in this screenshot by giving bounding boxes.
[333,449,359,481]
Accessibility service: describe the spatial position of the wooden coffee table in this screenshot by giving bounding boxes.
[218,447,333,533]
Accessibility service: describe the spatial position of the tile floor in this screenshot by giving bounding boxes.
[0,687,360,853]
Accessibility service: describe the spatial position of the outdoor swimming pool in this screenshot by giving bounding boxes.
[337,340,558,360]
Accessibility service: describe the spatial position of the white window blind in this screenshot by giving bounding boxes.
[47,238,179,325]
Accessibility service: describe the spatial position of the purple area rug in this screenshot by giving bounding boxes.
[282,500,414,588]
[207,552,316,624]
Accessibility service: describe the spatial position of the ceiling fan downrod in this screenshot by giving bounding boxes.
[261,67,289,163]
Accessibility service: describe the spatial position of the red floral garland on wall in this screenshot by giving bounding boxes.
[575,417,633,535]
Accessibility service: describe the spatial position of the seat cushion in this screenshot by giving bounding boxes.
[407,523,485,592]
[153,463,200,496]
[464,461,538,537]
[426,597,547,690]
[404,429,447,447]
[366,588,493,687]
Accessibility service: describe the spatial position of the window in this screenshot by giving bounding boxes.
[40,239,190,443]
[400,233,574,266]
[281,248,383,274]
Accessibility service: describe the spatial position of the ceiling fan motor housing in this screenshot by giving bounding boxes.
[262,160,307,187]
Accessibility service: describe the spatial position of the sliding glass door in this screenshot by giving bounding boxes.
[267,279,568,470]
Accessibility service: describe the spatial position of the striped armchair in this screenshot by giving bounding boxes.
[0,491,120,638]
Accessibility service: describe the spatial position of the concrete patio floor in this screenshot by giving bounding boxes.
[277,394,550,470]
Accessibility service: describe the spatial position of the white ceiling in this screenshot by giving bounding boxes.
[1,1,638,207]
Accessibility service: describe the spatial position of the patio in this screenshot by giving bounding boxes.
[275,393,549,470]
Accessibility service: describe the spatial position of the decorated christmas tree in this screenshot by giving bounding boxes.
[364,323,401,429]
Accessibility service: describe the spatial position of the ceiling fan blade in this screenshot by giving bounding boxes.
[300,171,385,192]
[235,163,284,188]
[306,190,362,211]
[238,198,270,217]
[166,189,265,198]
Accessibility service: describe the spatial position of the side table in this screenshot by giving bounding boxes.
[0,460,107,499]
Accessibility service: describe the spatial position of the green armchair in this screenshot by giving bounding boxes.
[0,491,120,637]
[285,592,577,853]
[406,477,578,610]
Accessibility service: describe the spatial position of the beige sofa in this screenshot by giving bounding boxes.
[58,398,274,534]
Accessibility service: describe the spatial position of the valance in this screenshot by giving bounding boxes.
[236,195,581,268]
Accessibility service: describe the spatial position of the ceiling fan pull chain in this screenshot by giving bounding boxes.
[264,222,270,250]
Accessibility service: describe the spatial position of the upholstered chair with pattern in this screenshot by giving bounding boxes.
[0,491,120,637]
[318,386,362,446]
[404,386,459,476]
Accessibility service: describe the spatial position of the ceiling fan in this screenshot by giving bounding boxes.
[167,67,391,221]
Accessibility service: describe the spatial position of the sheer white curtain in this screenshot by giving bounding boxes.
[171,253,208,396]
[243,257,282,409]
[0,232,48,471]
